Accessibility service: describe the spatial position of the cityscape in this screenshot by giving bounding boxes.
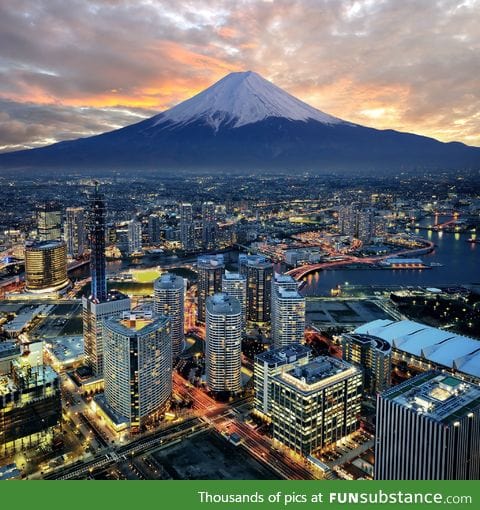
[0,0,480,485]
[0,171,479,480]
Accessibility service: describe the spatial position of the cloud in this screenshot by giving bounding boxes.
[0,0,479,151]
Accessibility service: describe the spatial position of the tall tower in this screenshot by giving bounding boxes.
[88,183,107,303]
[127,219,142,255]
[240,255,273,324]
[179,202,195,252]
[202,201,217,250]
[103,311,172,429]
[37,202,62,241]
[65,207,86,259]
[222,271,246,333]
[83,183,130,375]
[196,254,224,323]
[154,273,185,359]
[205,293,242,394]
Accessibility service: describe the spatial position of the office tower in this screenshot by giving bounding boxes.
[127,220,142,255]
[37,202,62,241]
[341,333,391,394]
[357,209,375,243]
[148,214,161,244]
[240,255,273,324]
[24,240,69,293]
[179,202,195,252]
[196,254,224,323]
[271,273,305,348]
[88,183,107,302]
[0,358,61,456]
[154,273,185,358]
[83,184,130,376]
[338,204,356,237]
[202,201,217,250]
[338,205,375,243]
[270,356,362,456]
[222,271,247,332]
[65,207,85,259]
[254,344,311,420]
[205,293,242,394]
[375,372,480,480]
[103,311,172,429]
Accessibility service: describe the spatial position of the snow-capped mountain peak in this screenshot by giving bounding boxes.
[152,71,345,130]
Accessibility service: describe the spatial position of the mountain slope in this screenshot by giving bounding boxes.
[0,71,478,173]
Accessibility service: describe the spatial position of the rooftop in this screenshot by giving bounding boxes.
[154,272,184,290]
[382,372,480,424]
[206,293,241,315]
[343,333,391,353]
[255,344,311,367]
[354,319,480,379]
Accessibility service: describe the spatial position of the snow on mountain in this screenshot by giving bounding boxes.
[151,71,345,130]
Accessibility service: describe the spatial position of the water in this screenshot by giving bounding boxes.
[302,217,479,296]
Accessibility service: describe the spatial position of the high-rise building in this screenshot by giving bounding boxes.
[196,254,224,323]
[254,344,311,421]
[0,359,61,456]
[205,293,242,394]
[240,255,273,324]
[148,214,161,244]
[65,207,85,259]
[37,202,62,241]
[102,311,172,429]
[341,333,391,394]
[222,271,247,332]
[83,184,130,376]
[338,205,375,243]
[271,273,305,348]
[88,183,107,303]
[179,203,195,252]
[202,201,217,250]
[24,240,69,293]
[375,372,480,480]
[83,291,131,376]
[127,220,142,255]
[154,273,185,359]
[270,356,362,456]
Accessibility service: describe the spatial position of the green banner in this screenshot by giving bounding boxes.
[1,481,478,510]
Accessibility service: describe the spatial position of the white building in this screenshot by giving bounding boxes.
[127,220,142,255]
[222,271,246,333]
[205,293,242,394]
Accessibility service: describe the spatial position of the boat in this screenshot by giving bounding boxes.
[467,238,480,244]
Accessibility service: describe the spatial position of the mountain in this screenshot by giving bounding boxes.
[0,70,479,173]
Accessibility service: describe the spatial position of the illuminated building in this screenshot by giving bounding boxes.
[153,273,185,358]
[24,240,69,293]
[102,310,172,429]
[239,254,273,324]
[0,359,61,456]
[375,372,480,480]
[271,273,305,348]
[197,254,224,323]
[202,201,217,250]
[83,184,130,376]
[37,202,62,241]
[205,293,242,394]
[179,202,195,252]
[148,214,161,243]
[65,207,85,259]
[341,333,391,394]
[221,271,246,332]
[338,205,375,243]
[254,344,311,420]
[127,220,142,255]
[270,356,362,455]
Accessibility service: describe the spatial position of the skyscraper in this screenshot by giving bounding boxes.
[205,293,242,394]
[240,255,273,324]
[83,184,130,375]
[221,271,246,332]
[103,311,172,429]
[127,220,142,255]
[154,273,185,358]
[196,254,224,323]
[270,357,362,456]
[37,202,62,241]
[65,207,85,259]
[179,202,195,252]
[271,273,305,348]
[375,372,480,480]
[201,201,216,250]
[341,333,391,394]
[148,214,161,244]
[24,240,69,293]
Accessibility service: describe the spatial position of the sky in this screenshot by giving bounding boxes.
[0,0,479,152]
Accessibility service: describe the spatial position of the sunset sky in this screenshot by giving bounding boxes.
[1,0,479,152]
